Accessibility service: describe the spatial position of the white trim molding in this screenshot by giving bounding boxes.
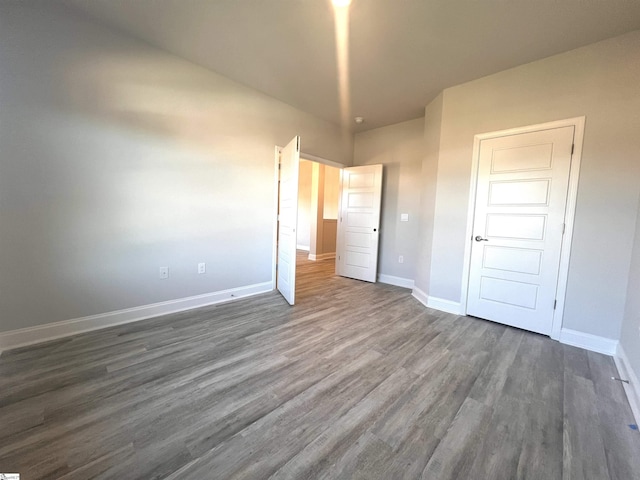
[615,343,640,424]
[272,145,281,290]
[0,282,273,353]
[377,274,414,289]
[300,151,346,170]
[559,328,618,356]
[411,288,463,315]
[412,287,429,307]
[308,252,336,261]
[426,296,463,315]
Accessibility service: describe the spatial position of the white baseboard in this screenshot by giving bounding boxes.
[0,281,273,353]
[411,287,429,307]
[614,343,640,424]
[411,288,463,315]
[296,245,310,252]
[426,296,463,315]
[377,274,414,289]
[308,252,336,261]
[559,328,619,356]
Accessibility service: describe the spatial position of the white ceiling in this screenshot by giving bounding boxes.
[64,0,640,132]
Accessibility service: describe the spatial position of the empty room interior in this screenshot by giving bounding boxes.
[2,0,640,479]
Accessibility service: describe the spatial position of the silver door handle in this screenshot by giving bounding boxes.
[475,236,488,242]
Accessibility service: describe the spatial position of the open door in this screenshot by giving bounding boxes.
[336,164,383,282]
[276,136,301,305]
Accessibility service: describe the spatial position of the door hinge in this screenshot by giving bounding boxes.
[554,300,557,310]
[562,223,566,234]
[571,144,575,155]
[296,136,300,151]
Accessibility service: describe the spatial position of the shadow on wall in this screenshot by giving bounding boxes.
[0,3,291,330]
[63,51,277,150]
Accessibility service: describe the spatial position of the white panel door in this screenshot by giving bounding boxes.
[277,136,300,305]
[336,164,383,282]
[467,126,574,335]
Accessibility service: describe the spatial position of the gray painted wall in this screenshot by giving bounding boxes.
[353,118,424,281]
[420,31,640,340]
[0,3,352,333]
[620,195,640,384]
[413,94,443,293]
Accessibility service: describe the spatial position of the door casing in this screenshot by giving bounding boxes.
[460,116,585,340]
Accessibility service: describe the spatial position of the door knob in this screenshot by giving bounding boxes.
[475,236,488,242]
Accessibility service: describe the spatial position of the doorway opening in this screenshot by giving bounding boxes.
[272,138,384,306]
[297,158,341,262]
[295,158,342,302]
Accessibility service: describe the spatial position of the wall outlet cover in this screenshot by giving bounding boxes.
[159,267,169,279]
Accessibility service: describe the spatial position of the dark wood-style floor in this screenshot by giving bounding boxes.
[1,251,639,479]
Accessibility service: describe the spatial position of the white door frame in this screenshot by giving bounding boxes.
[271,147,346,290]
[460,116,585,340]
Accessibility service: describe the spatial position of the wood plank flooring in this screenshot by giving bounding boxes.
[1,251,639,479]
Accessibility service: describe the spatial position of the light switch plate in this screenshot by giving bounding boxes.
[400,213,409,222]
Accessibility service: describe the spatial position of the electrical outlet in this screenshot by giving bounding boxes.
[398,255,404,264]
[198,262,206,274]
[159,266,169,279]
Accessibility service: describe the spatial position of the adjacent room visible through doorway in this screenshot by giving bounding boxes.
[297,159,341,263]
